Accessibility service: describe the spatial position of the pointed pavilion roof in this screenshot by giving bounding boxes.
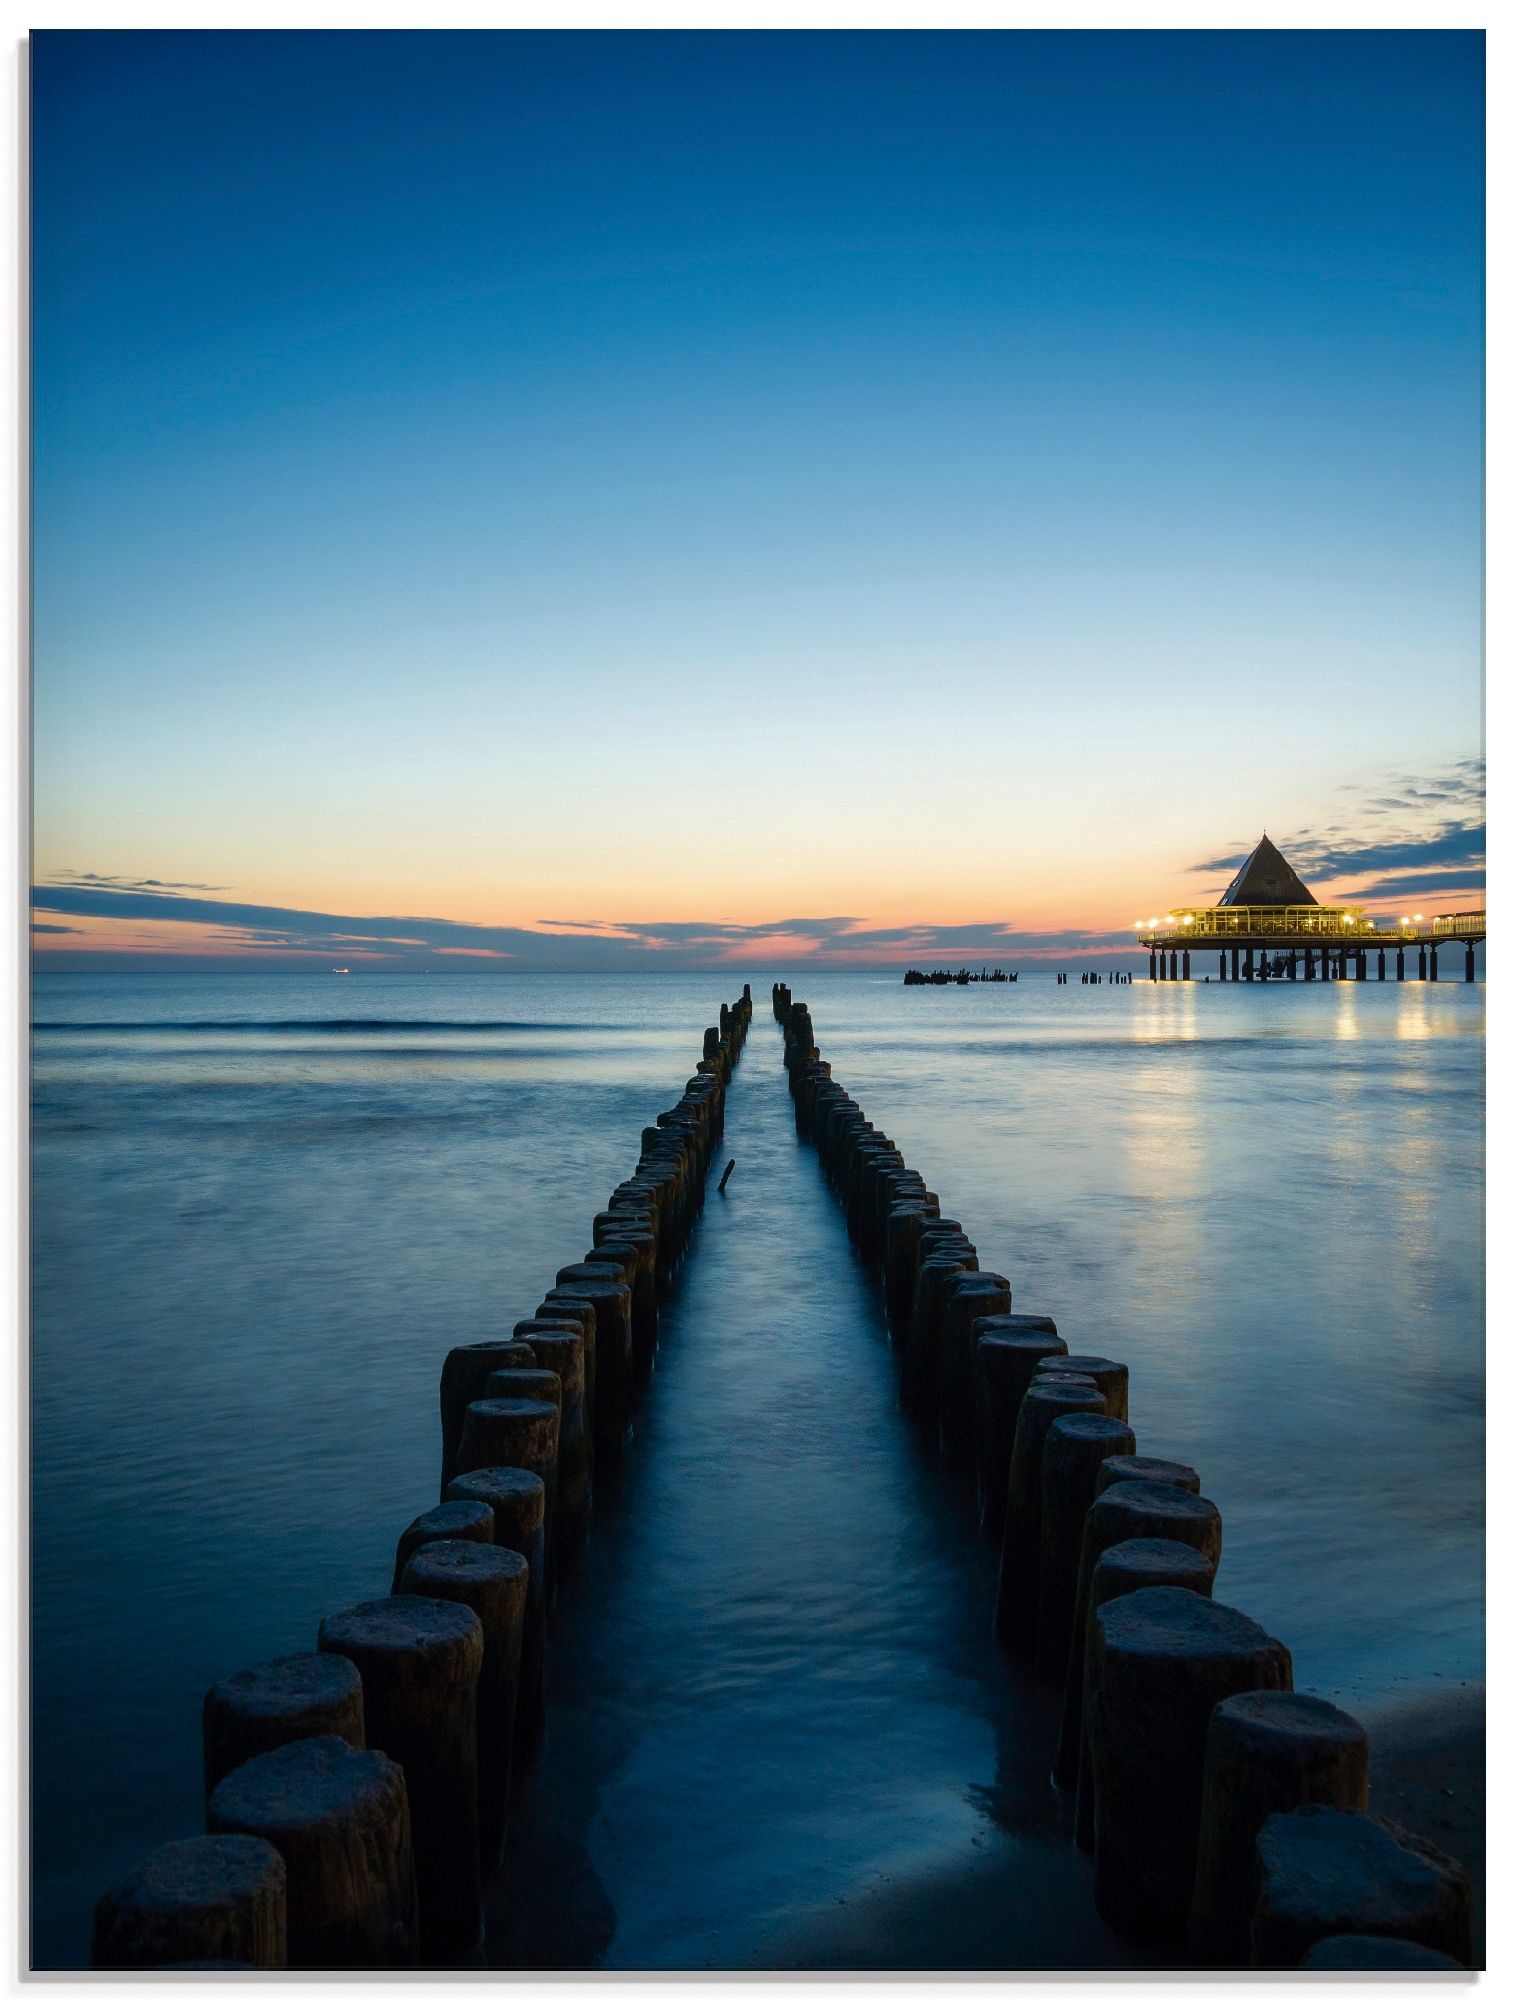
[1217,834,1317,908]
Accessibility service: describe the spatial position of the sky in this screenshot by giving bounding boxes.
[30,29,1485,969]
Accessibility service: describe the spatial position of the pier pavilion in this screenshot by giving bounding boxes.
[1136,834,1485,984]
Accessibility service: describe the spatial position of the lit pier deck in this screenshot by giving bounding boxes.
[1134,836,1484,982]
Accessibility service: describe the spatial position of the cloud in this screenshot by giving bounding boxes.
[31,922,78,934]
[1358,868,1486,899]
[1187,758,1484,900]
[48,870,229,891]
[30,882,1139,968]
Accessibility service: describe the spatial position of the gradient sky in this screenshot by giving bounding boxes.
[31,29,1485,968]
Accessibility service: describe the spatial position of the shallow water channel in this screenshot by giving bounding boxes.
[488,1017,1156,1970]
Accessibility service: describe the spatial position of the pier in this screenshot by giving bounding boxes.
[1136,836,1484,983]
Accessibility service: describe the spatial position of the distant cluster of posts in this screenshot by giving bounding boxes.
[1152,942,1474,983]
[88,991,757,1970]
[902,967,1015,984]
[773,980,1473,1971]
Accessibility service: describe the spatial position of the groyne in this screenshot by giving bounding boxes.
[89,989,756,1970]
[772,979,1477,1971]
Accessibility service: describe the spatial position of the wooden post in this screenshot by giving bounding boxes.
[445,1466,547,1747]
[203,1653,366,1802]
[995,1378,1105,1649]
[392,1500,495,1595]
[1072,1535,1215,1845]
[206,1738,418,1968]
[318,1597,484,1964]
[1054,1478,1221,1789]
[398,1541,530,1873]
[1035,1414,1136,1680]
[91,1838,289,1970]
[973,1323,1067,1537]
[1089,1589,1291,1945]
[1250,1805,1473,1969]
[1188,1691,1369,1966]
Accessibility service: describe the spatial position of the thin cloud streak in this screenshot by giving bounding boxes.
[31,883,1135,969]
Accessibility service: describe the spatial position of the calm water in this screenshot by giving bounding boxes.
[31,969,1484,1968]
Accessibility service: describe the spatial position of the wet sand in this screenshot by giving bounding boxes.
[482,1018,1480,1972]
[1366,1682,1484,1968]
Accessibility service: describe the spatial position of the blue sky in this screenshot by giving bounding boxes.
[31,30,1484,966]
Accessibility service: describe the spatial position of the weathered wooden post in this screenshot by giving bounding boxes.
[1095,1455,1199,1497]
[1033,1353,1128,1422]
[1035,1414,1135,1680]
[995,1377,1104,1648]
[534,1298,599,1446]
[446,1466,547,1746]
[973,1321,1066,1536]
[1072,1537,1216,1846]
[1250,1805,1473,1969]
[391,1500,495,1594]
[520,1328,589,1529]
[399,1540,530,1872]
[939,1272,1012,1457]
[202,1653,366,1801]
[438,1341,538,1500]
[206,1738,418,1968]
[91,1838,289,1969]
[1088,1589,1291,1945]
[551,1273,632,1445]
[1054,1478,1221,1788]
[1187,1691,1369,1966]
[318,1596,485,1964]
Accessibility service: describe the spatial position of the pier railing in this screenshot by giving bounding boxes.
[1143,905,1486,949]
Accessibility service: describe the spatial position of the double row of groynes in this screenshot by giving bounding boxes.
[773,980,1475,1972]
[87,989,757,1971]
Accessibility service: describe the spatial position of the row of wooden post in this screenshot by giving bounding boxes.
[773,981,1473,1972]
[89,989,757,1971]
[1153,943,1475,982]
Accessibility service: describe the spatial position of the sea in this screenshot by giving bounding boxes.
[30,967,1485,1969]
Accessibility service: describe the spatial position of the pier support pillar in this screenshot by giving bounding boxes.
[1430,946,1439,981]
[1304,949,1314,980]
[1378,950,1385,980]
[1218,952,1226,980]
[1231,947,1239,980]
[1355,951,1366,981]
[1466,943,1476,982]
[1244,949,1254,982]
[1288,952,1296,979]
[1148,952,1156,981]
[1418,946,1427,980]
[1182,950,1190,980]
[1397,948,1405,980]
